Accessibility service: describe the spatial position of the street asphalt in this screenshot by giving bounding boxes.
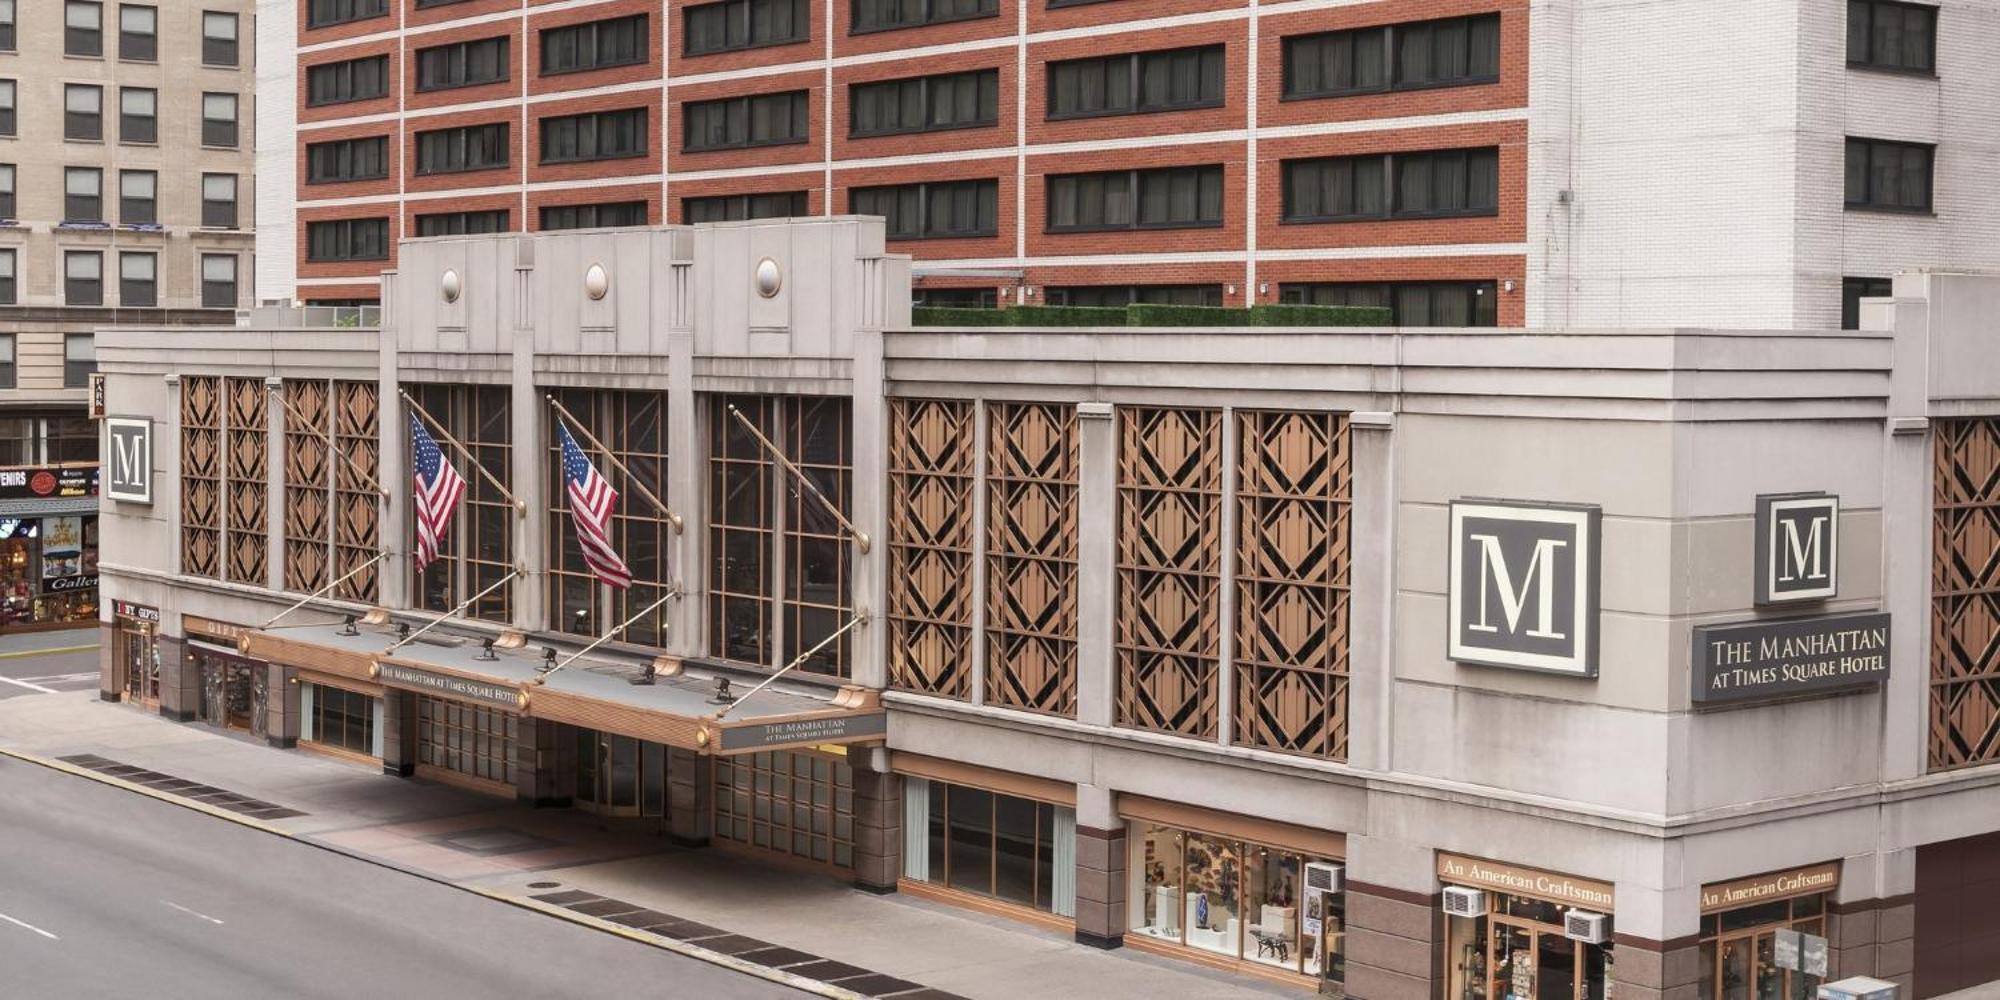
[0,754,804,1000]
[0,630,99,700]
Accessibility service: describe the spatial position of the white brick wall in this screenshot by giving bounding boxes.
[254,0,298,305]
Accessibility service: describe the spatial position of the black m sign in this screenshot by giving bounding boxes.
[1754,493,1837,605]
[106,417,152,504]
[1448,500,1601,677]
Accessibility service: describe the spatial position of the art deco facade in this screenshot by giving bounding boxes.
[94,219,2000,999]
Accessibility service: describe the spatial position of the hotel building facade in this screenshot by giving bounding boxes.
[258,0,2000,329]
[94,219,2000,999]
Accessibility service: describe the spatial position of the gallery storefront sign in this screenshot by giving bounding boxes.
[1448,500,1601,677]
[1692,612,1890,703]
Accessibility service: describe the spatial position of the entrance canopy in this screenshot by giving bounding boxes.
[242,620,884,756]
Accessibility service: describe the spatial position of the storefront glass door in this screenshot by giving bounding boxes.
[1490,917,1604,1000]
[573,728,666,820]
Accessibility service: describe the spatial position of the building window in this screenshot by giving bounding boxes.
[540,201,648,231]
[685,0,807,56]
[903,778,1077,916]
[1283,148,1499,223]
[1047,165,1223,232]
[406,384,513,622]
[67,1,103,57]
[117,3,155,60]
[416,697,514,785]
[0,250,14,306]
[850,180,998,240]
[119,87,157,144]
[201,254,237,308]
[66,85,104,142]
[416,123,510,175]
[707,395,855,676]
[119,252,156,307]
[684,91,809,152]
[64,333,97,386]
[0,334,12,387]
[1048,45,1224,120]
[201,11,239,67]
[306,56,389,106]
[306,136,389,184]
[1848,0,1936,73]
[1284,13,1500,100]
[120,170,156,224]
[416,36,509,91]
[1280,280,1497,326]
[545,390,673,645]
[307,0,387,29]
[1842,276,1894,329]
[1845,137,1933,212]
[0,164,12,219]
[1129,821,1346,983]
[852,69,999,137]
[47,415,97,463]
[202,93,239,148]
[852,0,997,34]
[306,218,391,262]
[912,287,996,308]
[65,168,104,224]
[416,209,510,236]
[684,191,809,223]
[540,107,648,163]
[305,684,375,756]
[0,1,14,52]
[542,13,647,74]
[1047,285,1222,307]
[0,80,13,136]
[714,751,854,867]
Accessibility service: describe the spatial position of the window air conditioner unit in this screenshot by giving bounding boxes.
[1304,862,1344,896]
[1441,886,1487,918]
[1565,910,1609,944]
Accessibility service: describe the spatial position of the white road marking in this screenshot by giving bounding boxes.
[162,901,224,925]
[19,673,98,684]
[0,911,60,940]
[0,676,57,694]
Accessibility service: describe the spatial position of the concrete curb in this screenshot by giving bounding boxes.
[0,744,865,1000]
[0,644,98,659]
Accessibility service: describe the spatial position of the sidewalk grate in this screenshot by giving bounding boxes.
[530,888,965,999]
[58,754,308,820]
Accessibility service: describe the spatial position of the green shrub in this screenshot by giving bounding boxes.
[1123,304,1254,327]
[1247,303,1393,327]
[1003,305,1133,327]
[911,306,1013,327]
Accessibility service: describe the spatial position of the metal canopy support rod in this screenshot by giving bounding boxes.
[529,587,680,686]
[710,612,866,720]
[256,551,389,630]
[267,382,392,500]
[382,569,519,654]
[544,394,684,533]
[399,389,526,514]
[725,404,871,553]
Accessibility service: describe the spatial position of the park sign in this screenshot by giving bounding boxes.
[1692,612,1890,703]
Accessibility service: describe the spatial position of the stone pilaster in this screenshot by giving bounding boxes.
[156,635,197,722]
[379,690,417,777]
[264,663,299,749]
[666,747,710,847]
[1343,881,1437,1000]
[1609,935,1701,1000]
[850,759,902,894]
[512,718,567,807]
[1072,823,1128,950]
[98,620,119,701]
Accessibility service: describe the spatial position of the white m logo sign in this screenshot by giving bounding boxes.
[1468,534,1568,640]
[1448,500,1600,677]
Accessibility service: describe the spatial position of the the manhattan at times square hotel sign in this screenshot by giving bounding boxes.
[1447,499,1602,677]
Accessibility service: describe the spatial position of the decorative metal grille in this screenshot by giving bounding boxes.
[887,398,975,699]
[1933,418,2000,771]
[986,402,1078,715]
[283,381,331,593]
[333,381,381,601]
[547,389,670,645]
[223,377,267,586]
[1234,409,1351,760]
[1117,407,1222,738]
[180,376,223,579]
[408,384,512,622]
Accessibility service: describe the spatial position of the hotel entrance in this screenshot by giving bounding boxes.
[573,727,670,821]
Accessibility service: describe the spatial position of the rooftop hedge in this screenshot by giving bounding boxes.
[909,303,1393,328]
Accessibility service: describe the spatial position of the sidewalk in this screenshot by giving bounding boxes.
[0,690,1296,1000]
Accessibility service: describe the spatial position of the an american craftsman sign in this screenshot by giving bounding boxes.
[375,662,522,710]
[1692,612,1890,703]
[1448,500,1601,677]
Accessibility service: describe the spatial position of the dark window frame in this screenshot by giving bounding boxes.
[65,255,104,309]
[1847,0,1938,75]
[684,191,810,223]
[116,2,154,61]
[683,0,809,56]
[0,0,15,53]
[416,209,511,236]
[118,169,156,225]
[1283,12,1502,101]
[119,86,157,144]
[307,0,389,30]
[64,167,104,223]
[540,107,649,164]
[0,332,14,387]
[851,0,999,35]
[415,35,510,92]
[682,91,811,152]
[1046,45,1226,121]
[0,163,14,219]
[849,179,1000,240]
[0,79,13,136]
[0,250,14,307]
[201,173,239,229]
[1844,136,1934,213]
[1045,164,1225,233]
[119,251,156,307]
[202,92,240,148]
[201,10,239,67]
[66,84,105,142]
[415,121,511,175]
[541,13,649,76]
[1279,279,1498,326]
[306,218,392,262]
[305,135,390,184]
[850,69,1000,138]
[65,334,97,387]
[539,201,649,231]
[306,55,390,107]
[1045,284,1223,308]
[1280,147,1501,224]
[66,0,104,58]
[200,253,237,309]
[1842,275,1895,329]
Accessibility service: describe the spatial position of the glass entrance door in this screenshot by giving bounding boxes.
[1490,916,1603,1000]
[573,728,667,820]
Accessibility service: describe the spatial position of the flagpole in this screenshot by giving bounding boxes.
[267,383,391,500]
[725,405,871,553]
[545,395,684,534]
[256,551,389,629]
[528,587,680,686]
[710,612,866,720]
[400,390,526,514]
[382,569,519,654]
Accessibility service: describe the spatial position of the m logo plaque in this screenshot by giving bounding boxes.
[105,416,153,504]
[1449,500,1601,677]
[1755,493,1836,605]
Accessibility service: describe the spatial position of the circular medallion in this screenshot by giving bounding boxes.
[585,263,609,300]
[754,257,782,298]
[440,269,461,303]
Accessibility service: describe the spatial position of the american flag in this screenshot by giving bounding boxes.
[409,413,466,571]
[559,423,631,589]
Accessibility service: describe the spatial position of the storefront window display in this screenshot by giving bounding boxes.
[0,515,99,628]
[714,749,855,868]
[902,778,1077,917]
[416,696,516,787]
[303,683,380,758]
[1697,864,1839,1000]
[1440,853,1615,1000]
[1128,820,1345,983]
